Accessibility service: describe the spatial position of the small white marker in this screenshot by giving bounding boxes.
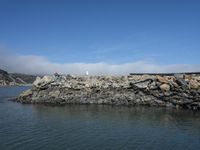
[86,71,89,76]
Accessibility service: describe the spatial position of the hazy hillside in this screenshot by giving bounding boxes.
[0,69,36,86]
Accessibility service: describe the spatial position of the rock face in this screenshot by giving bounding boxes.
[0,69,36,86]
[16,74,200,110]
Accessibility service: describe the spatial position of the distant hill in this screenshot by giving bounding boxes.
[0,69,36,86]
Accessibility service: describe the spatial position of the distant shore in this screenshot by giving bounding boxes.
[0,69,36,86]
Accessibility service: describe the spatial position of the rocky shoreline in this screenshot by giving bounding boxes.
[16,74,200,110]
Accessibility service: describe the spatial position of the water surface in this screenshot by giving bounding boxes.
[0,86,200,150]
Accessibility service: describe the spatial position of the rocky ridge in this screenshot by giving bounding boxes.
[0,69,36,86]
[16,74,200,110]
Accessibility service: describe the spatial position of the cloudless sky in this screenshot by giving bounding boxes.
[0,0,200,64]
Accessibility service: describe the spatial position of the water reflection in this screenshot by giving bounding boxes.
[32,105,200,135]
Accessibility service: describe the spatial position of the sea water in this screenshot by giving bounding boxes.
[0,86,200,150]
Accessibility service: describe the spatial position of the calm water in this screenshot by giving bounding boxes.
[0,86,200,150]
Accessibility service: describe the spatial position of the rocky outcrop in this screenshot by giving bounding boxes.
[0,69,36,86]
[16,74,200,110]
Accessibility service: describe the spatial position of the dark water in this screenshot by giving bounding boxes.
[0,87,200,150]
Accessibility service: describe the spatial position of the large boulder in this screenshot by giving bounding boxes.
[133,79,152,89]
[160,84,170,92]
[189,79,199,89]
[33,77,41,87]
[176,77,188,88]
[157,76,169,84]
[33,76,55,88]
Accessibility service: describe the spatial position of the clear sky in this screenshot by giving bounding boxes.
[0,0,199,74]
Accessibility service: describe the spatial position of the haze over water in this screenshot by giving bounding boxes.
[0,86,200,150]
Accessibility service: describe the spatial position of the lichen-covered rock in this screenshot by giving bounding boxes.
[16,74,200,110]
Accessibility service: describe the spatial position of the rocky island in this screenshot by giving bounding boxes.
[16,73,200,110]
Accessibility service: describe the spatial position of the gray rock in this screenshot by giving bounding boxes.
[176,77,188,88]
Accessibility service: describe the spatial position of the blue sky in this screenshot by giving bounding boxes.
[0,0,200,74]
